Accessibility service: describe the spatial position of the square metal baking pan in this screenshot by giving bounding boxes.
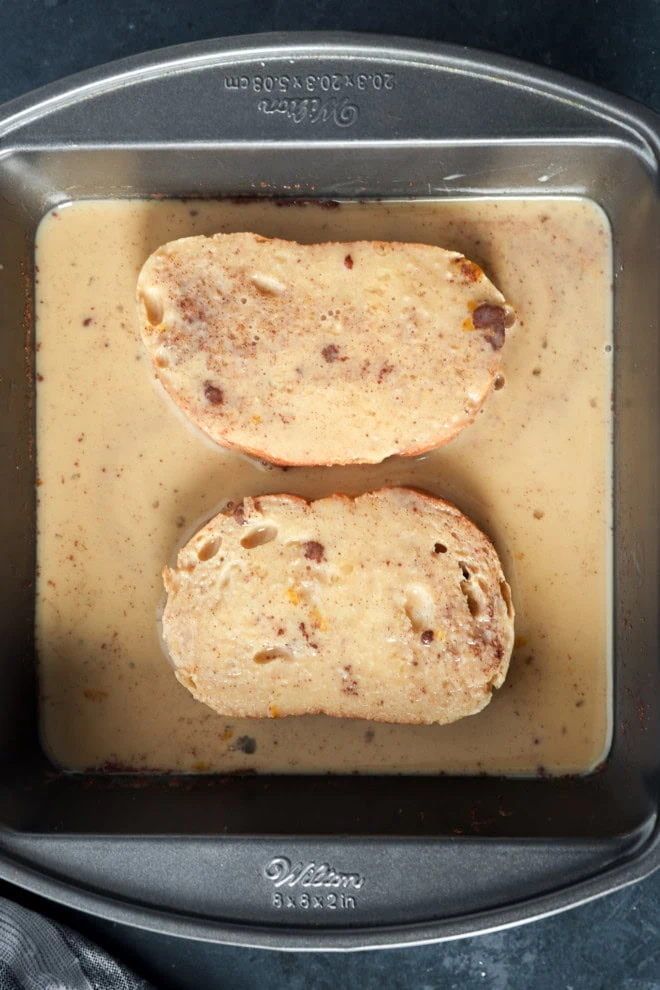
[0,33,658,949]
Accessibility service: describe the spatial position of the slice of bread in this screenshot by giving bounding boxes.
[162,487,514,725]
[138,232,515,466]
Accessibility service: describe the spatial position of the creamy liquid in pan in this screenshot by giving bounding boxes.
[35,197,612,775]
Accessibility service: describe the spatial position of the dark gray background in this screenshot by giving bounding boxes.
[1,1,659,987]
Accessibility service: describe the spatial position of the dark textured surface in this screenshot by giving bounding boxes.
[1,0,660,987]
[3,874,660,989]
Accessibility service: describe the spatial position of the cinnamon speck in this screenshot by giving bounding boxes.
[377,361,394,383]
[342,665,359,695]
[234,735,257,754]
[456,259,481,283]
[83,688,109,702]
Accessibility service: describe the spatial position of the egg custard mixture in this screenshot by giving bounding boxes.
[35,197,612,775]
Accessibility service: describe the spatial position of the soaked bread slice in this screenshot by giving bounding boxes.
[162,487,515,725]
[138,232,515,465]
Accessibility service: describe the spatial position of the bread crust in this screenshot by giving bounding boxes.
[138,233,515,466]
[162,487,515,725]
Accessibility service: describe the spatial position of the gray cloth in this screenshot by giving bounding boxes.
[0,896,152,990]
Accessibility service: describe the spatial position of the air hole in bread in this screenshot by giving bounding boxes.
[154,349,169,368]
[404,585,434,632]
[433,542,447,554]
[460,576,482,618]
[463,585,481,617]
[197,537,221,562]
[500,580,514,619]
[459,561,471,580]
[253,646,292,664]
[240,523,278,550]
[140,287,164,326]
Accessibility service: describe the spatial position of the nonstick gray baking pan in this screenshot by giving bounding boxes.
[0,33,658,950]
